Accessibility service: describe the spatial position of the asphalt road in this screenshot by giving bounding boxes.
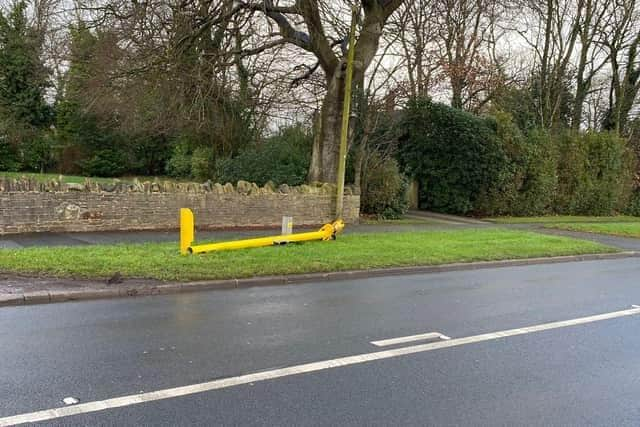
[2,258,640,426]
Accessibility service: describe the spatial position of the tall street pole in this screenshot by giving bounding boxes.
[335,6,358,220]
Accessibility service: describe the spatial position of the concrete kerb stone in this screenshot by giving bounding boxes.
[49,288,120,303]
[180,280,237,293]
[1,251,638,307]
[0,294,25,306]
[23,291,51,304]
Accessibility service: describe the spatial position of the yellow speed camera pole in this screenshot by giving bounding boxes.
[180,209,345,255]
[335,6,358,220]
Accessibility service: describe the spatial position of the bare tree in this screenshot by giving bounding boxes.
[233,0,405,183]
[433,0,505,110]
[515,0,584,128]
[570,0,609,129]
[600,0,640,133]
[392,0,440,99]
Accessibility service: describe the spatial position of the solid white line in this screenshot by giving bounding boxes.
[2,306,639,427]
[371,332,448,347]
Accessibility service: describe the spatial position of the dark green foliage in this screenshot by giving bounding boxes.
[216,124,311,186]
[513,129,558,215]
[22,132,55,172]
[55,96,129,176]
[79,149,128,177]
[491,86,540,131]
[54,23,126,176]
[130,135,172,176]
[190,146,214,181]
[360,152,408,219]
[477,113,558,216]
[624,189,640,216]
[397,98,635,217]
[164,135,215,180]
[0,1,52,172]
[0,1,51,128]
[555,131,634,215]
[165,138,193,178]
[398,98,510,214]
[0,138,20,171]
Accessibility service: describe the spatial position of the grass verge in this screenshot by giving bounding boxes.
[488,215,640,224]
[359,217,440,225]
[0,172,185,185]
[0,229,616,281]
[544,222,640,238]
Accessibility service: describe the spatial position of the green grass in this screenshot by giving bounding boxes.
[1,171,119,184]
[488,215,640,224]
[0,229,616,281]
[0,172,184,185]
[544,222,640,238]
[360,217,439,225]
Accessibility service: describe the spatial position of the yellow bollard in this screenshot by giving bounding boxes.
[180,208,194,255]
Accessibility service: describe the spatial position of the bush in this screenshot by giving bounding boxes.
[190,146,214,181]
[130,135,172,176]
[361,153,408,219]
[216,124,311,186]
[555,131,634,215]
[625,189,640,216]
[79,149,128,177]
[482,115,558,216]
[22,132,55,173]
[165,139,192,178]
[0,138,20,171]
[513,129,558,215]
[398,98,510,215]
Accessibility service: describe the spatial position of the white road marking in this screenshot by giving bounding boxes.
[1,306,639,427]
[62,397,79,406]
[371,332,449,347]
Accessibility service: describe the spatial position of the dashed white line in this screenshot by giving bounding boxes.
[371,332,450,347]
[1,306,639,427]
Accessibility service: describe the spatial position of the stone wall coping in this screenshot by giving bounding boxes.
[0,177,360,196]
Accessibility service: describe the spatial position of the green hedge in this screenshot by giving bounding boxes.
[555,131,635,215]
[398,98,510,214]
[397,98,636,216]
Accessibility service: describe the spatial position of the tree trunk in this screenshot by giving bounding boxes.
[308,70,346,184]
[307,2,396,183]
[451,81,464,110]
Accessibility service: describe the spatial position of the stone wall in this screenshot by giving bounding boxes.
[0,178,360,234]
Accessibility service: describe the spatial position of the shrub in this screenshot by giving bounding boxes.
[22,132,55,173]
[555,131,634,215]
[398,98,510,215]
[216,124,311,186]
[190,146,214,181]
[361,152,408,219]
[165,139,192,178]
[513,129,558,215]
[0,138,20,171]
[130,135,172,176]
[79,149,128,177]
[625,189,640,216]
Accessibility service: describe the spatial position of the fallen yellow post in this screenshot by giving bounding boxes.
[180,208,345,255]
